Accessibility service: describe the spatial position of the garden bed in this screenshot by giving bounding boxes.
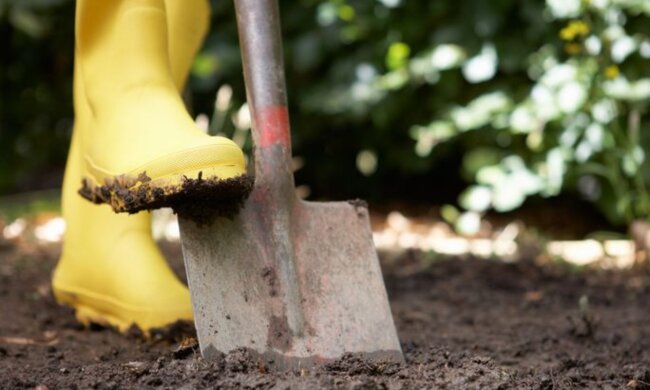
[1,241,649,389]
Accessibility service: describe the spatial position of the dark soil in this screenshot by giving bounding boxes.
[2,241,650,389]
[80,172,254,223]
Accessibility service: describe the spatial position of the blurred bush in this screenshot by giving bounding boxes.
[0,0,75,192]
[1,0,649,226]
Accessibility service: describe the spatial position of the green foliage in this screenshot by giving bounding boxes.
[278,0,649,225]
[0,0,75,192]
[1,0,649,226]
[367,0,650,224]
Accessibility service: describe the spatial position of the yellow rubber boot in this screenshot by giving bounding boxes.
[75,0,248,213]
[165,0,210,89]
[53,0,215,333]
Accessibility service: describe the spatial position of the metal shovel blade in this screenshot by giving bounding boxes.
[178,192,403,368]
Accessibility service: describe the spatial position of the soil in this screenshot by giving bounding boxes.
[2,241,650,389]
[80,172,254,223]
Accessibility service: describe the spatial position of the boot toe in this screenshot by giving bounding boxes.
[80,136,253,216]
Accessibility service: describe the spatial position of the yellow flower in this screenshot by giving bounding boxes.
[604,65,620,79]
[560,21,590,41]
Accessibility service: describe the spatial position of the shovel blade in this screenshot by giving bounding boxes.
[178,199,403,368]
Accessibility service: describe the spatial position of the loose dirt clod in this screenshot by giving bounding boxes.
[225,348,264,373]
[172,337,199,360]
[567,312,599,338]
[149,320,197,344]
[79,172,254,224]
[325,353,402,376]
[121,320,197,345]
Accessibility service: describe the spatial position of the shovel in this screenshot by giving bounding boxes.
[178,0,403,368]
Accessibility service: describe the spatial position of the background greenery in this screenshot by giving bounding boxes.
[1,0,649,228]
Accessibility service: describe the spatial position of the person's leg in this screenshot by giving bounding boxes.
[165,0,211,90]
[53,0,220,332]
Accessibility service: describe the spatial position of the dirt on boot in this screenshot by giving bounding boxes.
[79,172,254,224]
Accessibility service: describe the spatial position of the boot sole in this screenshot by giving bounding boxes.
[79,167,254,224]
[53,282,192,335]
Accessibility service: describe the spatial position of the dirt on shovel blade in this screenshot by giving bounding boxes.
[2,241,650,388]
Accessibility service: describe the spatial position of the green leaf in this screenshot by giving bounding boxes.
[386,42,411,70]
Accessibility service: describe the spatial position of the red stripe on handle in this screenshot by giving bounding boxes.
[256,105,290,148]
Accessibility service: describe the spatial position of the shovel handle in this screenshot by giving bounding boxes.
[235,0,293,180]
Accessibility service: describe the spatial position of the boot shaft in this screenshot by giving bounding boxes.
[75,0,175,109]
